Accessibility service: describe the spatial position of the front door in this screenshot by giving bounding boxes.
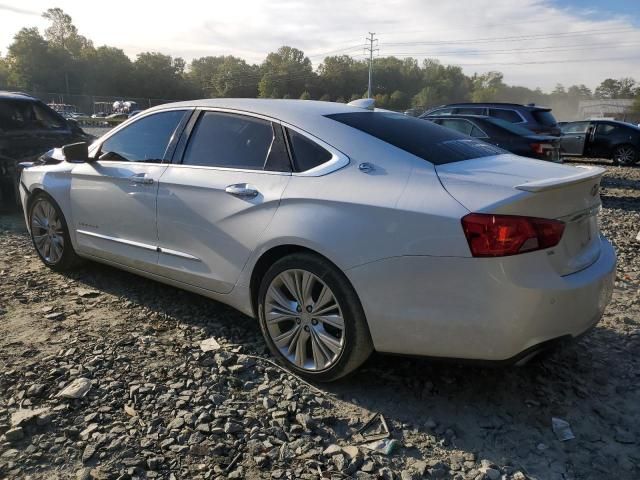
[70,109,188,271]
[156,110,291,293]
[560,121,590,156]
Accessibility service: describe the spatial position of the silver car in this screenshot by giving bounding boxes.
[19,99,616,381]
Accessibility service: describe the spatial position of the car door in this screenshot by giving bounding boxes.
[560,121,590,156]
[155,110,291,293]
[70,109,190,271]
[588,122,619,158]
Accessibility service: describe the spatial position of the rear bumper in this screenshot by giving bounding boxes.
[346,236,616,360]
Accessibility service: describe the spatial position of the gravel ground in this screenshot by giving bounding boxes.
[0,164,638,480]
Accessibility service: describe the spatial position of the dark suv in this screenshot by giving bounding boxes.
[0,91,92,208]
[420,102,560,136]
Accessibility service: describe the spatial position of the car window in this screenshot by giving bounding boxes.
[286,129,333,172]
[595,123,619,135]
[327,112,506,165]
[183,111,275,170]
[0,100,66,131]
[561,122,590,134]
[471,126,487,138]
[531,110,557,126]
[454,107,485,115]
[485,117,535,136]
[426,108,454,116]
[100,110,186,162]
[439,119,474,136]
[488,109,522,123]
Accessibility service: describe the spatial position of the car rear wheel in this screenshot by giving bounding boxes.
[257,252,373,382]
[612,144,638,166]
[29,193,82,271]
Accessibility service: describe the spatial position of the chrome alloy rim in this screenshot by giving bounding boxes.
[615,146,635,164]
[264,269,345,371]
[31,199,64,264]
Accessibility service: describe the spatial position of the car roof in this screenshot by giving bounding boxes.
[149,98,371,126]
[430,102,550,111]
[0,90,37,101]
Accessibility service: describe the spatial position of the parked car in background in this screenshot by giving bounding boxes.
[91,112,107,118]
[106,113,129,121]
[421,102,561,136]
[0,91,92,208]
[560,120,640,165]
[424,114,561,162]
[19,99,615,381]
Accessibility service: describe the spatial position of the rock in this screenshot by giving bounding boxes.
[45,312,65,321]
[224,421,242,433]
[200,337,221,352]
[484,468,501,480]
[5,427,24,442]
[76,467,92,480]
[361,460,375,472]
[614,427,636,444]
[400,470,418,480]
[77,288,100,298]
[124,405,137,417]
[323,444,342,456]
[378,467,394,480]
[82,444,97,463]
[342,445,360,459]
[11,407,50,427]
[58,377,92,399]
[147,456,165,470]
[80,423,99,440]
[26,383,46,397]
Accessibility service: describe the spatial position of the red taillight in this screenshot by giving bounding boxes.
[461,213,565,257]
[530,143,544,154]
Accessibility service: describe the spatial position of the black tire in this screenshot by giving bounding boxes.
[28,192,83,271]
[612,144,638,166]
[257,252,373,382]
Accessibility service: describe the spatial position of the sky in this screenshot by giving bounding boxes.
[1,0,639,92]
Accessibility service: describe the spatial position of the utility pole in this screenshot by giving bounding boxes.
[365,32,378,98]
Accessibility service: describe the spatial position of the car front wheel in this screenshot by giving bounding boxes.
[257,252,373,382]
[29,193,82,271]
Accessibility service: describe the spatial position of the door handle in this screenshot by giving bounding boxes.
[225,183,259,198]
[128,173,154,185]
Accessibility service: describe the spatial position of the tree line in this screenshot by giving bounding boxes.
[1,8,639,117]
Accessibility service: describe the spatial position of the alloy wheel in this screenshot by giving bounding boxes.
[264,269,345,371]
[614,146,636,165]
[31,198,65,264]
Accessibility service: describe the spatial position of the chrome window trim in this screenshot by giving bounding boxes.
[88,106,196,159]
[162,163,291,176]
[282,122,350,177]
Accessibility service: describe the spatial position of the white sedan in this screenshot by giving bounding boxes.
[19,99,616,381]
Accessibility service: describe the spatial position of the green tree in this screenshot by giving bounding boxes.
[210,56,259,98]
[389,90,408,110]
[259,46,314,98]
[6,28,52,90]
[299,90,311,100]
[471,71,505,102]
[595,78,622,99]
[42,8,92,58]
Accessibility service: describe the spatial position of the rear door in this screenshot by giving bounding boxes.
[560,121,590,156]
[155,110,291,293]
[71,109,189,270]
[588,122,621,158]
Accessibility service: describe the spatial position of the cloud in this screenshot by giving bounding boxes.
[1,0,639,90]
[0,3,39,16]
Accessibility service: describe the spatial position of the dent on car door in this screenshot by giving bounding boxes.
[70,109,189,270]
[156,110,291,294]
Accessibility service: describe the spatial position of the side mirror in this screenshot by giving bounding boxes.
[62,142,89,162]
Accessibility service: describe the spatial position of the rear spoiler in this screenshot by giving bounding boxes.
[515,165,605,193]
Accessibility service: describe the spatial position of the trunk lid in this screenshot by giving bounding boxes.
[436,154,605,275]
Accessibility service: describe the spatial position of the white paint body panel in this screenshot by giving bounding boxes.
[19,99,617,362]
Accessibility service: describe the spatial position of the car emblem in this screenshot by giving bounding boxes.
[590,184,599,197]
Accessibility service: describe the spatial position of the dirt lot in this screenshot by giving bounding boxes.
[0,164,638,480]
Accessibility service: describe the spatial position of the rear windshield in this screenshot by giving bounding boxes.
[531,109,557,126]
[326,112,506,164]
